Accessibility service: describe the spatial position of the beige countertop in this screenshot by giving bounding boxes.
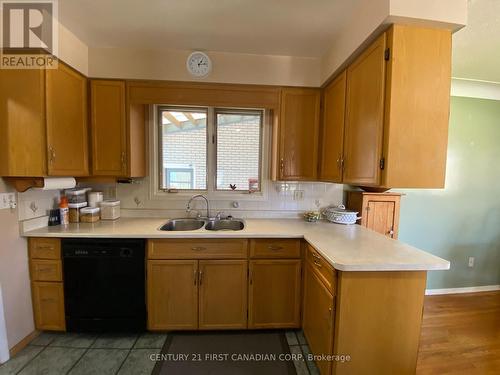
[22,218,450,272]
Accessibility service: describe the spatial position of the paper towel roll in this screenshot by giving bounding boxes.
[40,177,76,190]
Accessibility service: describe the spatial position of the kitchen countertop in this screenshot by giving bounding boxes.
[21,218,450,272]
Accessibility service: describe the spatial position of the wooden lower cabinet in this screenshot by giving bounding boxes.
[147,260,199,330]
[303,262,335,375]
[31,282,65,331]
[248,259,302,328]
[199,260,248,330]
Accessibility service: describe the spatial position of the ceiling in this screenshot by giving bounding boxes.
[59,0,359,58]
[452,0,500,82]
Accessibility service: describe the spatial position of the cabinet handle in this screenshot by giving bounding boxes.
[280,158,285,175]
[36,245,54,250]
[191,246,206,251]
[48,147,56,163]
[388,229,395,237]
[40,298,55,303]
[37,268,52,273]
[194,269,198,286]
[249,269,253,285]
[311,252,321,259]
[199,270,203,285]
[313,260,322,268]
[267,245,283,251]
[121,151,126,168]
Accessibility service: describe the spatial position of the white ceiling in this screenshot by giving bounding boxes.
[59,0,359,58]
[452,0,500,82]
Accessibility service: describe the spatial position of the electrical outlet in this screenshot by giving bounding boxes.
[293,190,305,201]
[0,193,17,210]
[468,256,475,268]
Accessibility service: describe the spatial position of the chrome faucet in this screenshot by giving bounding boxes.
[186,194,210,219]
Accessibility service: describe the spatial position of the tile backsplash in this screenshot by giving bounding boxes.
[114,177,344,219]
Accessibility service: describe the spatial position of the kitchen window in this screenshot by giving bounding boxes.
[157,106,264,195]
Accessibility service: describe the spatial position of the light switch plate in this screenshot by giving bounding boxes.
[0,193,17,209]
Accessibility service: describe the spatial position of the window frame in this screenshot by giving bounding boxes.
[150,105,269,201]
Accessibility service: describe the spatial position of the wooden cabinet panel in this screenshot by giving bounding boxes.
[0,68,46,176]
[343,33,386,186]
[32,281,65,331]
[30,259,62,282]
[347,191,401,239]
[305,244,336,295]
[249,239,301,259]
[278,88,320,180]
[29,238,61,260]
[199,260,248,330]
[46,63,88,176]
[382,25,451,188]
[148,239,248,260]
[248,260,301,328]
[320,71,346,182]
[366,201,395,238]
[90,80,127,176]
[147,260,198,331]
[303,263,335,375]
[147,260,198,330]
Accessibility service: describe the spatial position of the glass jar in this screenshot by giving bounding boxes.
[100,200,121,220]
[68,202,87,223]
[80,207,100,223]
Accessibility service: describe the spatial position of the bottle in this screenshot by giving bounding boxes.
[59,196,69,226]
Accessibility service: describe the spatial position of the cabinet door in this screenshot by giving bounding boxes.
[147,260,198,330]
[303,263,335,375]
[365,199,399,239]
[32,282,65,331]
[90,80,127,176]
[320,71,346,182]
[0,68,46,176]
[279,88,320,180]
[248,260,301,328]
[46,63,89,176]
[343,33,386,186]
[199,260,247,329]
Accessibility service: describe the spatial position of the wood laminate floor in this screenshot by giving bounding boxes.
[417,291,500,375]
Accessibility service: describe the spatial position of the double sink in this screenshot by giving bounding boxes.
[160,218,245,232]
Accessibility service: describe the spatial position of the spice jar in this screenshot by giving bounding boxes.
[80,207,100,223]
[68,202,87,223]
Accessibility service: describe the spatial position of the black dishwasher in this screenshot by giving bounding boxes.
[62,238,146,332]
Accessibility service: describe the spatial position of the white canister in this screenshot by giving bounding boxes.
[100,200,121,220]
[88,192,103,208]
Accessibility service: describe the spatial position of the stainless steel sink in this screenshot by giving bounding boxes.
[205,219,245,231]
[160,218,206,231]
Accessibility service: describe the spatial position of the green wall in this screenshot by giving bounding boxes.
[397,96,500,289]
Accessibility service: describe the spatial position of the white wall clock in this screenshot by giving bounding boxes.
[186,51,212,77]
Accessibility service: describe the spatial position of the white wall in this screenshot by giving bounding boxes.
[0,179,34,351]
[89,47,321,87]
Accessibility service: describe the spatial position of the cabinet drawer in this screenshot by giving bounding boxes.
[30,259,62,282]
[32,281,66,331]
[306,244,336,295]
[29,238,61,259]
[250,239,301,258]
[148,239,248,259]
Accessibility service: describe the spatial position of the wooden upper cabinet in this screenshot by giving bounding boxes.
[90,80,127,176]
[198,260,248,330]
[382,25,451,188]
[278,88,321,180]
[319,71,346,182]
[343,33,386,186]
[46,63,89,176]
[0,69,46,176]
